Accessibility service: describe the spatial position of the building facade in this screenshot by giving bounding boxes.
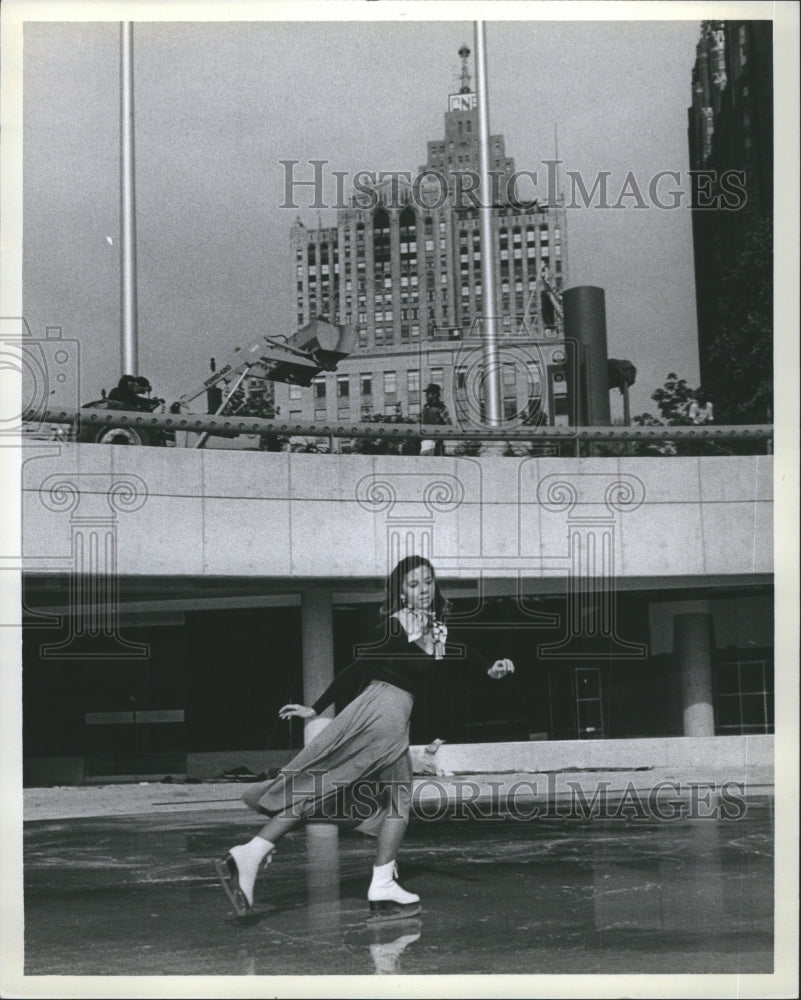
[687,19,773,398]
[275,51,570,431]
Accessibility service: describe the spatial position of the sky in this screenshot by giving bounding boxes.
[19,12,711,417]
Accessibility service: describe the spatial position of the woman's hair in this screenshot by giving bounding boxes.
[382,555,451,620]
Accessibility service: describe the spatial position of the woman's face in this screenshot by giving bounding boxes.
[401,565,435,612]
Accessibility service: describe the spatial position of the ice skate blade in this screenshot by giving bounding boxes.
[367,901,421,921]
[213,855,252,918]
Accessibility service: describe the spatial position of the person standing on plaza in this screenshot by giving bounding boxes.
[688,391,714,424]
[420,383,451,456]
[214,555,515,917]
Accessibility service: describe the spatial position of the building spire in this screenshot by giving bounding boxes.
[458,43,472,93]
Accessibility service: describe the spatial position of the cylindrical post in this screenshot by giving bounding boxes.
[305,824,341,935]
[474,21,502,427]
[563,286,611,426]
[120,22,138,377]
[302,588,335,743]
[674,612,715,737]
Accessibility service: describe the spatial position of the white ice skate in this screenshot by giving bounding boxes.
[367,860,421,915]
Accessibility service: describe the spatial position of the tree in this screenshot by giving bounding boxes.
[705,216,773,423]
[641,373,698,425]
[632,373,747,456]
[632,374,699,456]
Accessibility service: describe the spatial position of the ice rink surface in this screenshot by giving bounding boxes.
[24,797,773,977]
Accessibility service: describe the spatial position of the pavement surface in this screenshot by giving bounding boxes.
[23,763,774,821]
[20,773,775,981]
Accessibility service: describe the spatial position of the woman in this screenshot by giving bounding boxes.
[214,555,515,917]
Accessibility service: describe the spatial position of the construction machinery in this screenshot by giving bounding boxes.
[77,319,355,447]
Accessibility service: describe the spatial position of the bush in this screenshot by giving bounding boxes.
[350,414,420,455]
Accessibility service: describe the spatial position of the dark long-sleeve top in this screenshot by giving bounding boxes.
[311,620,492,716]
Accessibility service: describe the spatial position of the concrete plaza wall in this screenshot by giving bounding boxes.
[22,445,773,582]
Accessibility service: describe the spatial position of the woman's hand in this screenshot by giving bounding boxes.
[278,703,317,720]
[487,658,515,679]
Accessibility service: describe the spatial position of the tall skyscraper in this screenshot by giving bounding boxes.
[688,20,773,400]
[276,46,570,432]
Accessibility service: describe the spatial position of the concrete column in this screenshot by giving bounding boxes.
[674,612,715,737]
[301,588,335,744]
[563,285,610,426]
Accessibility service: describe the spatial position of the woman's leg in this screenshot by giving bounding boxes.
[225,813,302,909]
[375,813,409,868]
[368,779,419,908]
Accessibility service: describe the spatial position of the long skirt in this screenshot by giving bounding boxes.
[242,681,414,833]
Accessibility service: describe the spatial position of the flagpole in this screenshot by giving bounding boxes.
[474,20,502,426]
[120,21,138,377]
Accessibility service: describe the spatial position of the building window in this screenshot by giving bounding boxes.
[337,406,350,421]
[289,410,303,421]
[503,396,518,420]
[360,373,372,397]
[337,375,350,398]
[407,369,420,394]
[503,365,517,387]
[289,384,302,400]
[714,656,774,734]
[384,371,397,395]
[361,403,372,419]
[429,367,443,388]
[314,406,327,422]
[312,378,325,400]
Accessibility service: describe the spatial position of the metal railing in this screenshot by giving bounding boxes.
[23,407,774,455]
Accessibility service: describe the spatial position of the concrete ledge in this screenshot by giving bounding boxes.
[430,734,774,776]
[22,736,774,822]
[23,766,774,823]
[23,735,774,789]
